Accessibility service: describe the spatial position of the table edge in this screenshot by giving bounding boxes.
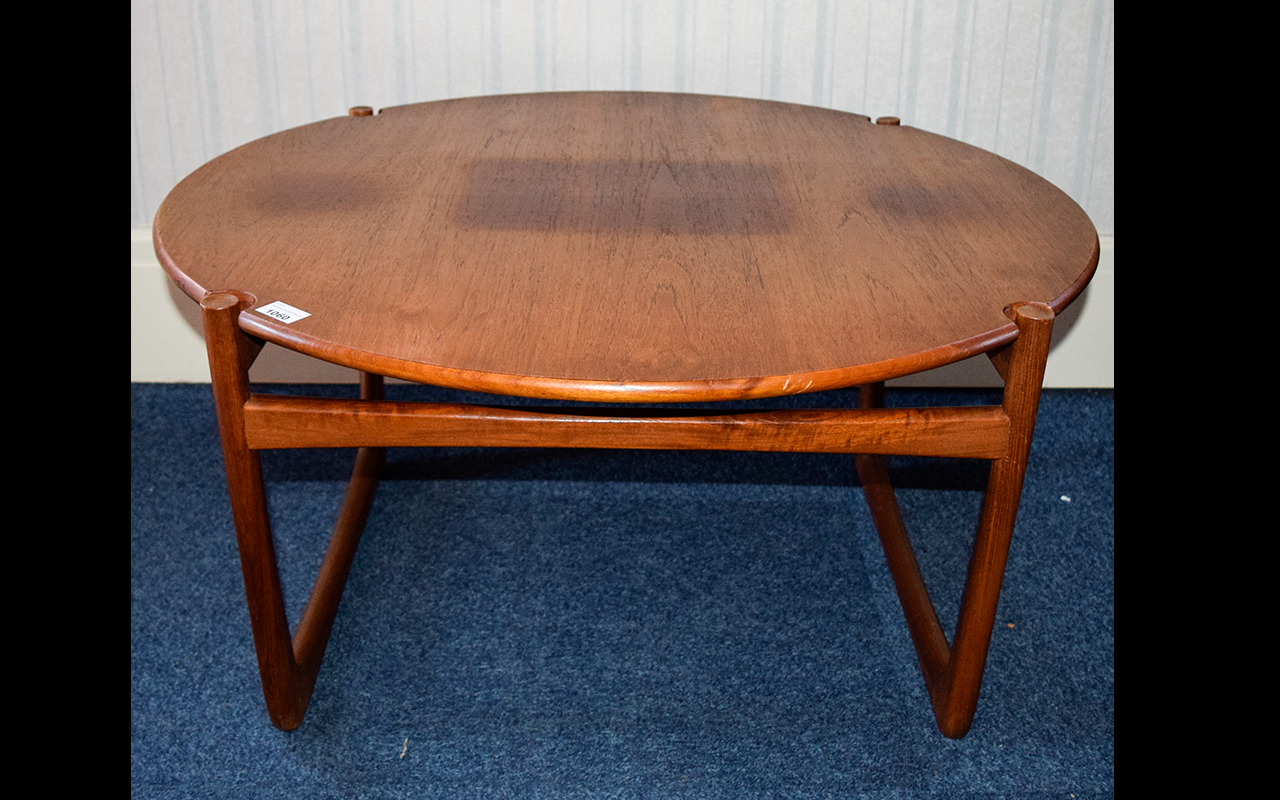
[159,224,1099,402]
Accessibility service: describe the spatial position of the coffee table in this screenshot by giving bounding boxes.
[153,92,1098,738]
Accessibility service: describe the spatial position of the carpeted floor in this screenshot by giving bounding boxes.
[131,383,1113,798]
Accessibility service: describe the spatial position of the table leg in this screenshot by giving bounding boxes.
[857,302,1054,738]
[201,292,384,730]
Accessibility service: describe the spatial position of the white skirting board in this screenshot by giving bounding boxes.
[131,228,1114,388]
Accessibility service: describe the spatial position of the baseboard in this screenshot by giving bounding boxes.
[132,228,1113,388]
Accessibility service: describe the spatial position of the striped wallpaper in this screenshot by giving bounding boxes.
[131,0,1113,233]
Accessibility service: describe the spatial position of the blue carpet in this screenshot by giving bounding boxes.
[131,384,1113,798]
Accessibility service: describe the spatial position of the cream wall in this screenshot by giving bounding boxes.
[131,0,1113,387]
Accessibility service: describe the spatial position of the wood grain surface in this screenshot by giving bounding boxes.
[155,92,1098,402]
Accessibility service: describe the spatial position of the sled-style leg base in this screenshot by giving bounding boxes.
[201,290,1053,736]
[202,292,385,730]
[857,303,1054,738]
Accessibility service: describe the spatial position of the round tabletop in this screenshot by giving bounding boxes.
[155,92,1098,402]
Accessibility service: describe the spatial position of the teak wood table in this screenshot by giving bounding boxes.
[154,92,1098,738]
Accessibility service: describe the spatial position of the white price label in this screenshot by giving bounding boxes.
[255,301,312,324]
